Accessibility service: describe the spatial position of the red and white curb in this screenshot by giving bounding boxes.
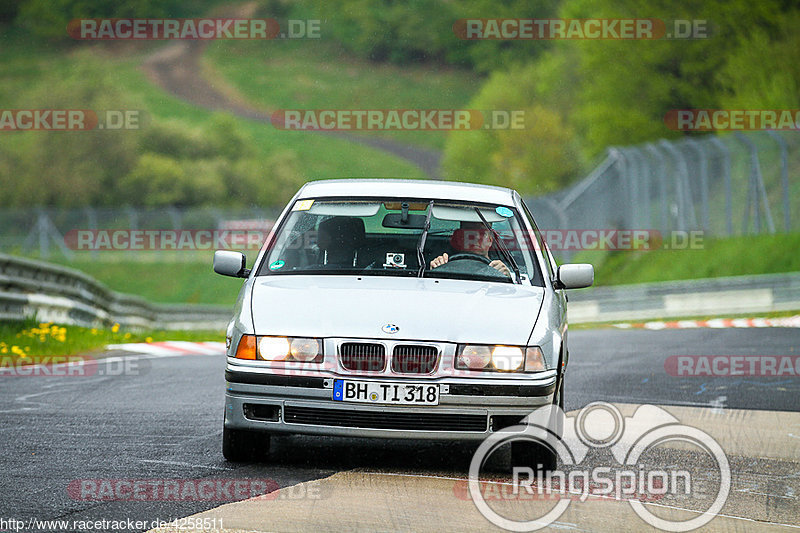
[613,315,800,330]
[105,341,226,357]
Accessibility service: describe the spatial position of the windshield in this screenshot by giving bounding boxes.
[257,197,543,285]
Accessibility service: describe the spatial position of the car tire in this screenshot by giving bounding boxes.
[511,440,557,472]
[222,427,268,462]
[510,375,563,473]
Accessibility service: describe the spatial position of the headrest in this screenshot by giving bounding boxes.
[318,216,366,248]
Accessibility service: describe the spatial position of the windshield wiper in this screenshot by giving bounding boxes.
[417,200,435,277]
[474,208,522,284]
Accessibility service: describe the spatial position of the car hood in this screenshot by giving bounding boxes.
[249,275,544,345]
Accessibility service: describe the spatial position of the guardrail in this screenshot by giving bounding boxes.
[567,271,800,323]
[2,252,798,328]
[0,253,231,330]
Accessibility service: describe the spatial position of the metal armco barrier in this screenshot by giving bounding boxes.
[0,253,231,330]
[567,271,800,323]
[2,252,798,328]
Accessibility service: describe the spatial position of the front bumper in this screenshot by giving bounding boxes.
[224,368,557,441]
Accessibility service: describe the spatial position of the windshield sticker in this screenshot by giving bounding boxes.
[292,199,315,211]
[269,260,285,270]
[495,206,513,218]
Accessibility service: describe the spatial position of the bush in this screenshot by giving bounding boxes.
[4,55,142,206]
[442,63,582,195]
[120,153,187,206]
[15,0,219,40]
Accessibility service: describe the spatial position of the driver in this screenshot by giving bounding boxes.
[429,222,510,277]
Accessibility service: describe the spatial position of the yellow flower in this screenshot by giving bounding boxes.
[123,332,132,339]
[0,347,7,354]
[145,337,153,343]
[24,346,29,352]
[111,323,120,333]
[90,328,98,335]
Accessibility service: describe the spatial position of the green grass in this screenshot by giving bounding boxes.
[0,28,426,186]
[0,318,223,362]
[204,38,481,151]
[577,232,800,286]
[47,255,242,306]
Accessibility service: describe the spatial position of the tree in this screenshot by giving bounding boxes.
[443,62,582,194]
[559,0,789,155]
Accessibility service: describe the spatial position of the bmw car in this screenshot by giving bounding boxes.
[213,179,593,466]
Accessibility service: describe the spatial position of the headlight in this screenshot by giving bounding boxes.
[290,337,322,362]
[456,344,545,372]
[258,337,291,361]
[491,346,524,371]
[256,336,323,363]
[456,345,492,369]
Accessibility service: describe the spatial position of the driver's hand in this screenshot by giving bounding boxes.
[489,260,511,278]
[430,253,448,269]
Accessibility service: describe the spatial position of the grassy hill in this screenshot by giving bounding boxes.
[204,38,481,151]
[578,232,800,286]
[0,26,428,200]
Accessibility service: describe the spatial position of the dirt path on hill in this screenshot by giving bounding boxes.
[140,4,441,178]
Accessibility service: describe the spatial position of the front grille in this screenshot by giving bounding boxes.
[284,405,487,432]
[339,342,386,371]
[392,345,438,374]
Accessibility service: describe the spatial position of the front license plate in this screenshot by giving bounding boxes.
[333,380,439,406]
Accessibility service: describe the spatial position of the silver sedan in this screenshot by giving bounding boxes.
[214,179,593,468]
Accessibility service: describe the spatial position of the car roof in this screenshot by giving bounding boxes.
[296,178,518,206]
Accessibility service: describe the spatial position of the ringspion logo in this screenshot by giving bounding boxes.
[469,402,730,531]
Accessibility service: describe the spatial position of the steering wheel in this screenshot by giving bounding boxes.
[447,253,491,265]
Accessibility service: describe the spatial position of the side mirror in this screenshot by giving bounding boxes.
[555,263,594,289]
[214,250,249,278]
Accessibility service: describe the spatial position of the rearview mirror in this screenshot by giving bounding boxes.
[555,263,593,289]
[214,250,248,278]
[382,213,427,229]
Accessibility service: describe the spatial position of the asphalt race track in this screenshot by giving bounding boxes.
[1,327,798,532]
